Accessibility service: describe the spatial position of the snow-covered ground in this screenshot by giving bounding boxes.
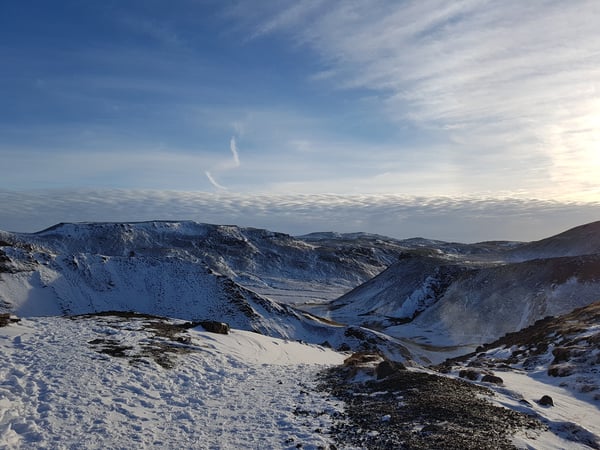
[0,316,346,449]
[486,370,600,449]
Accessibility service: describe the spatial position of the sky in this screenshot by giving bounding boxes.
[1,0,600,241]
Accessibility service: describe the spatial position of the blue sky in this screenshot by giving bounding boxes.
[1,1,600,239]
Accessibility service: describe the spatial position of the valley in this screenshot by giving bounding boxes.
[1,220,599,449]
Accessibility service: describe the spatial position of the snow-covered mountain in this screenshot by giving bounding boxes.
[508,220,600,260]
[318,222,600,360]
[5,221,407,305]
[1,219,600,449]
[436,301,600,449]
[0,221,409,357]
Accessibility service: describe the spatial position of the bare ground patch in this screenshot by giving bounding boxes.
[318,354,544,449]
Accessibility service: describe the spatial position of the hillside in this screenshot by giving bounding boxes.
[508,220,600,260]
[0,222,409,358]
[0,313,347,449]
[1,220,600,449]
[10,221,407,305]
[317,222,600,362]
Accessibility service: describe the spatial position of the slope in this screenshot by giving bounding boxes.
[437,301,600,449]
[508,220,600,260]
[0,223,409,357]
[319,222,600,360]
[10,221,407,305]
[0,314,347,449]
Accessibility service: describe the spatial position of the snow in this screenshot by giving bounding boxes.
[2,220,600,448]
[0,317,346,449]
[485,370,600,449]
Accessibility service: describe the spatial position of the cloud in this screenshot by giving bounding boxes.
[203,135,243,191]
[1,189,599,243]
[229,136,241,168]
[228,0,600,199]
[204,171,227,190]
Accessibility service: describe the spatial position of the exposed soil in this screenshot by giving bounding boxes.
[318,358,544,449]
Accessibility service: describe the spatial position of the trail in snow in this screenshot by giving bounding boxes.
[0,317,346,449]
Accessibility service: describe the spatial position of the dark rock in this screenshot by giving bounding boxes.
[344,327,367,340]
[538,395,554,406]
[376,360,406,379]
[0,313,20,327]
[551,346,571,364]
[548,364,574,377]
[176,336,192,344]
[199,321,230,334]
[481,374,504,385]
[337,343,351,352]
[459,369,480,381]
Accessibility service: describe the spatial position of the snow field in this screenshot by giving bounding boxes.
[481,370,600,449]
[0,317,346,449]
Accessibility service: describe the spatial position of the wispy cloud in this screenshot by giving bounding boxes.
[229,136,241,168]
[2,189,599,243]
[204,171,227,190]
[229,0,600,200]
[203,135,243,191]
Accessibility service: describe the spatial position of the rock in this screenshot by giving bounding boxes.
[376,360,405,379]
[343,352,381,367]
[538,395,554,406]
[337,343,351,352]
[551,346,572,364]
[481,374,504,385]
[176,336,192,344]
[199,321,230,334]
[459,369,480,381]
[548,363,574,377]
[0,313,11,327]
[0,313,20,327]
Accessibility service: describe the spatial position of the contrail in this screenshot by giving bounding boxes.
[205,171,227,190]
[230,136,240,167]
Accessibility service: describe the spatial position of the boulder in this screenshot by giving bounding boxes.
[481,374,504,385]
[538,395,554,406]
[376,359,406,379]
[199,321,230,335]
[458,369,480,381]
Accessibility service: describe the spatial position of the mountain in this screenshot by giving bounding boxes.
[3,220,600,361]
[2,221,406,305]
[0,221,409,357]
[318,222,600,361]
[442,300,600,397]
[1,220,600,449]
[435,301,600,449]
[508,220,600,260]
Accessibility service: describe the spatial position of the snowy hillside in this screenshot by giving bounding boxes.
[320,224,600,360]
[1,220,600,449]
[2,221,407,305]
[0,222,409,357]
[0,313,346,449]
[436,301,600,449]
[508,220,600,260]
